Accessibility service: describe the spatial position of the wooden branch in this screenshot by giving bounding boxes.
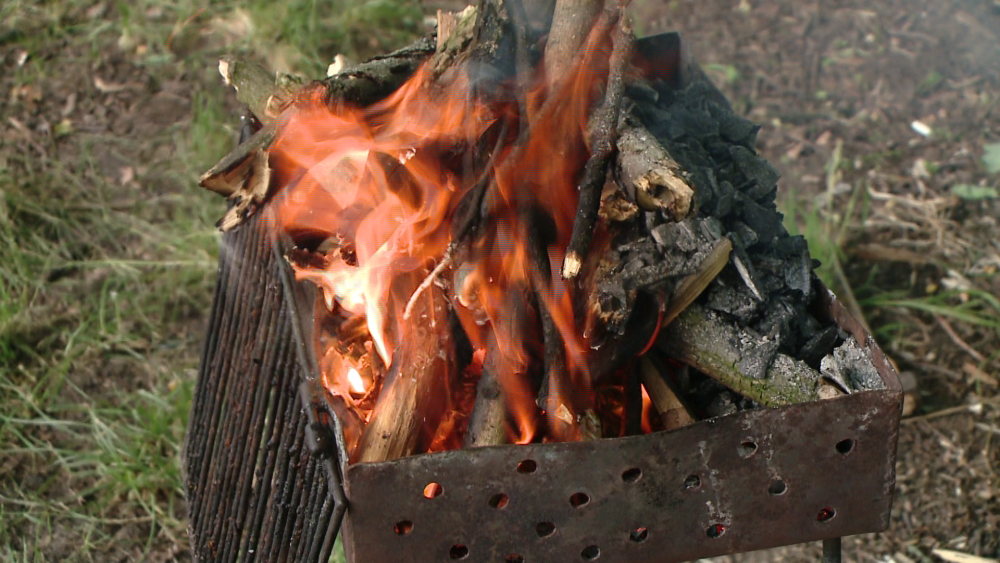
[322,36,437,107]
[351,279,455,463]
[616,120,695,221]
[655,304,822,407]
[543,0,606,90]
[562,10,634,279]
[639,355,695,430]
[218,58,301,126]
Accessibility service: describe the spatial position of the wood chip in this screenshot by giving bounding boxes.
[932,549,999,563]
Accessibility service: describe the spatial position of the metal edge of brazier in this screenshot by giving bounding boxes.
[278,235,903,563]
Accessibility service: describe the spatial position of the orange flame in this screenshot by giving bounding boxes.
[272,21,619,452]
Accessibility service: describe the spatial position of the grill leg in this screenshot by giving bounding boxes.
[822,538,843,563]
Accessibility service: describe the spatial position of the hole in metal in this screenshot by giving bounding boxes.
[450,545,469,560]
[581,545,601,560]
[506,555,524,563]
[706,524,726,538]
[630,527,648,543]
[536,522,555,538]
[517,459,537,473]
[394,520,413,535]
[768,479,787,496]
[817,507,836,522]
[621,468,642,483]
[423,482,443,499]
[738,441,758,458]
[683,475,701,490]
[488,493,509,509]
[835,439,855,455]
[570,492,590,508]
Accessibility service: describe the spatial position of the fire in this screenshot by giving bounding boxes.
[270,12,653,460]
[347,368,365,394]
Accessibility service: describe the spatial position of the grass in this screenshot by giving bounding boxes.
[783,141,1000,389]
[0,0,420,560]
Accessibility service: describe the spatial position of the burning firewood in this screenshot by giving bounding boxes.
[351,277,455,463]
[639,355,695,430]
[197,0,874,465]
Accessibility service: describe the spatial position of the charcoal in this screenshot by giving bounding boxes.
[821,337,884,391]
[705,390,739,418]
[717,112,760,149]
[739,194,783,247]
[704,275,762,321]
[729,221,759,248]
[783,249,813,299]
[798,326,841,369]
[729,146,780,201]
[698,216,724,241]
[651,220,698,251]
[713,181,736,217]
[754,297,797,353]
[624,80,659,103]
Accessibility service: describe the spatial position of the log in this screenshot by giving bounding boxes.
[351,279,455,463]
[655,303,822,406]
[638,355,695,430]
[616,120,695,221]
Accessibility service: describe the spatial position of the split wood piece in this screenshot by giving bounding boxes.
[430,6,478,75]
[655,303,822,407]
[543,0,605,90]
[616,121,695,221]
[638,355,695,430]
[436,9,462,51]
[204,146,272,233]
[662,237,732,326]
[464,290,528,448]
[351,279,455,463]
[562,9,634,280]
[199,126,275,198]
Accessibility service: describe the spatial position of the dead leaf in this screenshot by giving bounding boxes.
[119,166,135,186]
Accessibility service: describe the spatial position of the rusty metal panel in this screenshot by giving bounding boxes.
[341,378,901,563]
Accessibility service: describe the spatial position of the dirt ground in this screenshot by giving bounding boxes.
[1,0,998,561]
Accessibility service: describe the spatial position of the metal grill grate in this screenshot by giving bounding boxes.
[183,213,339,563]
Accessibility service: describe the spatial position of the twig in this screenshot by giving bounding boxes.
[562,9,634,279]
[936,315,985,363]
[402,254,452,320]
